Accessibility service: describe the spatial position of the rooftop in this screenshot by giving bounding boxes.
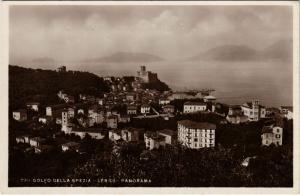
[184,101,206,106]
[203,95,216,100]
[158,129,175,136]
[178,120,216,130]
[62,142,80,147]
[242,102,265,109]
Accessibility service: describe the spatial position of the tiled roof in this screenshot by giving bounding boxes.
[178,120,216,129]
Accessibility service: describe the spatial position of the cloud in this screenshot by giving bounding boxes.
[9,5,293,64]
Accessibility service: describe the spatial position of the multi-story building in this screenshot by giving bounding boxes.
[241,100,266,121]
[183,102,207,113]
[177,120,216,149]
[261,125,283,146]
[61,110,72,134]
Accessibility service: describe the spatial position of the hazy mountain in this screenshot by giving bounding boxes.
[188,45,259,61]
[263,39,292,60]
[188,39,292,62]
[85,52,163,63]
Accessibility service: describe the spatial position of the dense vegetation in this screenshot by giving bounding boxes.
[9,65,110,110]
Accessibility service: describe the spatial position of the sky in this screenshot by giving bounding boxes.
[9,5,293,64]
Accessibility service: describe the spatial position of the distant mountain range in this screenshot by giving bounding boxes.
[83,52,163,63]
[187,39,292,62]
[27,39,291,64]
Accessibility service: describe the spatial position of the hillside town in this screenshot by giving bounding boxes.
[9,65,293,187]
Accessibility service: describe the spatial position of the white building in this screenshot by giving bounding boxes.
[183,102,207,113]
[178,120,216,149]
[12,109,27,121]
[141,104,151,114]
[261,125,283,146]
[241,100,266,121]
[144,131,166,150]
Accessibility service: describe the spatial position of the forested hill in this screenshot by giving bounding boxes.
[9,65,110,110]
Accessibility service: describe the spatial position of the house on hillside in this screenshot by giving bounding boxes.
[183,101,206,113]
[241,100,266,121]
[226,105,248,124]
[12,109,27,121]
[127,105,137,115]
[61,142,80,152]
[280,106,293,120]
[261,124,283,146]
[121,128,139,142]
[144,131,166,150]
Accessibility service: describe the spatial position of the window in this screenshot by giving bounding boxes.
[194,138,198,142]
[194,143,197,147]
[275,134,281,138]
